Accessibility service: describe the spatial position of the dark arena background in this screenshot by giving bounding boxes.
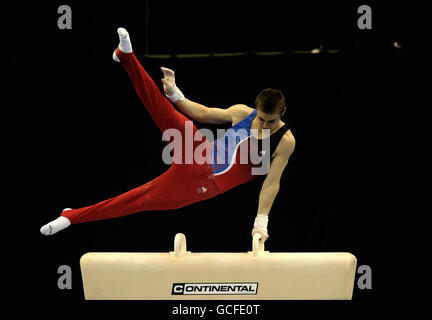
[1,1,431,316]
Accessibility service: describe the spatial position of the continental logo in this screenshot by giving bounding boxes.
[172,283,258,295]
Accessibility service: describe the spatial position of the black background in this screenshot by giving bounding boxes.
[1,0,431,316]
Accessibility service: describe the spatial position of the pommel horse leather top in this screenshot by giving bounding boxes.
[80,233,357,300]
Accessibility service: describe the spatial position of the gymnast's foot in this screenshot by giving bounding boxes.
[40,208,72,236]
[113,27,133,62]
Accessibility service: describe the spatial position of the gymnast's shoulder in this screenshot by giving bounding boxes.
[226,104,254,118]
[277,130,296,158]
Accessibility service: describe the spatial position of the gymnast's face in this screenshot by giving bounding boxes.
[256,108,285,131]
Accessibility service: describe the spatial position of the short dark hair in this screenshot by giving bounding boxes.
[255,88,286,115]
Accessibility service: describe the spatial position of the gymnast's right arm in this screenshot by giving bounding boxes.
[160,66,238,124]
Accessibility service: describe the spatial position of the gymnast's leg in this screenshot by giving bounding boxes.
[40,28,218,235]
[112,28,193,134]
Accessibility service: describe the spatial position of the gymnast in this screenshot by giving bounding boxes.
[40,28,296,244]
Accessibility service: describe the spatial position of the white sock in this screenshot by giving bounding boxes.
[113,27,132,62]
[40,209,72,236]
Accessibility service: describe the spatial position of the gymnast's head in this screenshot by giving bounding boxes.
[254,88,286,130]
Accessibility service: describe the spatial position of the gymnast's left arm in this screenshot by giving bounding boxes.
[252,134,296,243]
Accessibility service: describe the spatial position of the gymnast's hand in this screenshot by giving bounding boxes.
[252,227,269,244]
[160,67,176,96]
[161,67,185,102]
[252,213,269,244]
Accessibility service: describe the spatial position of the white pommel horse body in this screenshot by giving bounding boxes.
[80,233,357,300]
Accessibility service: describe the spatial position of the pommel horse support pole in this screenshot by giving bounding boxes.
[80,233,357,300]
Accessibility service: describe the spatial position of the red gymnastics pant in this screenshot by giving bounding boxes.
[61,49,237,224]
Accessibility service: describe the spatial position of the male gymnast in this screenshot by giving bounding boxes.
[40,28,296,244]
